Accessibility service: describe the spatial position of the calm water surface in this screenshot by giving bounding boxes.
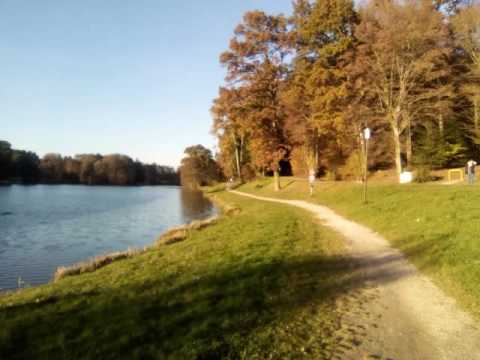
[0,185,216,291]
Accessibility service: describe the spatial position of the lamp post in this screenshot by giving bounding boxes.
[362,127,371,204]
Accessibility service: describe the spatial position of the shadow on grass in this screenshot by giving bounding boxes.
[397,232,456,272]
[0,252,415,360]
[280,179,298,189]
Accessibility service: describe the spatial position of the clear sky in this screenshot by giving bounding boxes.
[0,0,292,167]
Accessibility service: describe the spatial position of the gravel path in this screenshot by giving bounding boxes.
[232,190,480,360]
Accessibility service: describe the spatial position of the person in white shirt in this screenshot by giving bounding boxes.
[466,160,477,184]
[308,170,315,196]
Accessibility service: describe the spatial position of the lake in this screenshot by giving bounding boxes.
[0,185,216,291]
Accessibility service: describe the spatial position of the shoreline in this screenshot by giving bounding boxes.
[53,213,223,283]
[1,182,180,187]
[0,190,226,295]
[0,184,224,298]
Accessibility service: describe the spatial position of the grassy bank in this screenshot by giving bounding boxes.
[0,192,360,359]
[240,178,480,319]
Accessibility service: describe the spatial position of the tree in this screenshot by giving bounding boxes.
[0,141,12,180]
[353,0,453,180]
[40,153,64,183]
[211,87,250,181]
[285,0,358,177]
[11,150,40,182]
[134,160,146,184]
[76,154,100,185]
[93,155,136,185]
[63,157,81,183]
[452,3,480,151]
[179,145,222,188]
[220,11,291,190]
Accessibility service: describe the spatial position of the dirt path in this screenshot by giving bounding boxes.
[231,190,480,360]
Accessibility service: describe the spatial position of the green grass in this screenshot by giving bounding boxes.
[240,178,480,319]
[0,192,358,359]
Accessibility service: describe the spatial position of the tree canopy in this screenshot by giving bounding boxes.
[179,145,223,188]
[212,0,480,183]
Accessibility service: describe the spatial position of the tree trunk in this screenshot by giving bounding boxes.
[438,114,444,139]
[392,125,403,181]
[474,97,479,135]
[234,145,241,180]
[240,135,244,163]
[273,169,280,191]
[231,133,242,180]
[406,115,412,169]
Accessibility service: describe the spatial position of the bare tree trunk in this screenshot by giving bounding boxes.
[234,145,241,180]
[406,115,412,169]
[240,135,244,163]
[438,114,444,139]
[392,126,403,181]
[474,97,479,134]
[273,169,280,191]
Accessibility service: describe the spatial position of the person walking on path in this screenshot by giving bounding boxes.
[466,160,477,184]
[226,177,235,190]
[308,170,315,196]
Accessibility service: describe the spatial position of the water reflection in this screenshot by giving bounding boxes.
[180,188,216,222]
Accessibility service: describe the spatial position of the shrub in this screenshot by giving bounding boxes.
[338,151,363,181]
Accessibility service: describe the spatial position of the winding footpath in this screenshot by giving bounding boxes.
[231,190,480,360]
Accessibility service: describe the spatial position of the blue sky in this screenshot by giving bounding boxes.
[0,0,292,167]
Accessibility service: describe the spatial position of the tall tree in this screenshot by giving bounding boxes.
[211,87,250,180]
[179,145,223,188]
[452,3,480,150]
[220,11,291,190]
[285,0,358,177]
[353,0,453,180]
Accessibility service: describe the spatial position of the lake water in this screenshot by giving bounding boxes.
[0,185,216,291]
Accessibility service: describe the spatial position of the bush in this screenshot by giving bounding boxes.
[414,165,433,183]
[338,151,363,181]
[241,164,256,181]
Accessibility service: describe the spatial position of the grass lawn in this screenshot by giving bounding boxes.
[240,178,480,320]
[0,192,358,359]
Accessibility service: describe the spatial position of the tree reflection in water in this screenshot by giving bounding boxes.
[180,187,216,223]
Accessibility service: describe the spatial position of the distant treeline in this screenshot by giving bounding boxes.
[0,140,179,186]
